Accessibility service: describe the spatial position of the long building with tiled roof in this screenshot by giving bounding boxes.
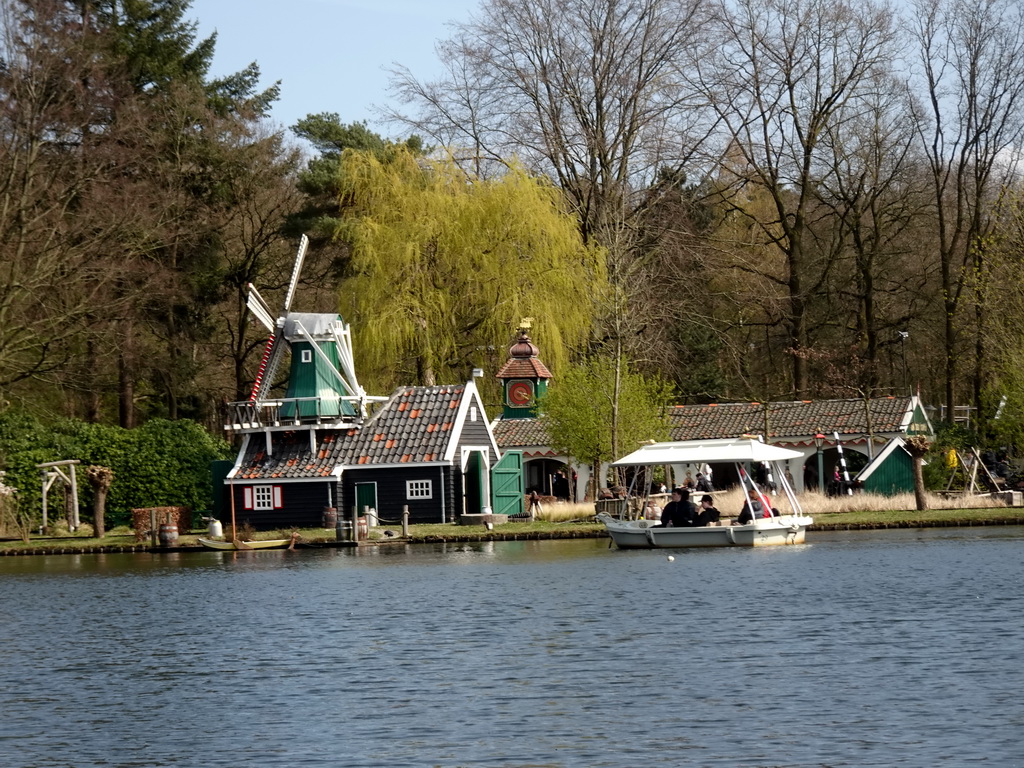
[493,396,933,496]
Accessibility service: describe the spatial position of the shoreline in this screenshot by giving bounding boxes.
[2,514,1023,556]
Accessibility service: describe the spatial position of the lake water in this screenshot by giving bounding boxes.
[1,527,1022,767]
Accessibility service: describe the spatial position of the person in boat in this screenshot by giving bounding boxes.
[658,488,698,527]
[735,487,771,524]
[697,494,720,526]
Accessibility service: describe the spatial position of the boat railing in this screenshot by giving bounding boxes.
[596,497,650,520]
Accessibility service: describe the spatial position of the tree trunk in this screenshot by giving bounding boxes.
[93,487,107,539]
[86,466,113,539]
[119,352,135,429]
[788,247,809,398]
[905,436,930,511]
[912,457,928,512]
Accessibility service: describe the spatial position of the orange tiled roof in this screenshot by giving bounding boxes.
[495,357,553,379]
[233,384,468,479]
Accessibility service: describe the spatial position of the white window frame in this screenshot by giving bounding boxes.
[244,484,282,510]
[301,349,313,363]
[406,479,433,500]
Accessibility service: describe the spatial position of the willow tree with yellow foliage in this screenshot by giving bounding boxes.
[335,148,606,393]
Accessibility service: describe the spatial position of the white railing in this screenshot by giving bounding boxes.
[225,397,358,430]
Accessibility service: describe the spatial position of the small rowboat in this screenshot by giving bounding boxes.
[198,532,299,551]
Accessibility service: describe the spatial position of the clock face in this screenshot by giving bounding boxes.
[506,380,535,408]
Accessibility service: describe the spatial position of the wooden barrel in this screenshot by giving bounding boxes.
[158,523,179,547]
[322,507,338,529]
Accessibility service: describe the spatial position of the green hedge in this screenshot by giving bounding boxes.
[0,410,233,529]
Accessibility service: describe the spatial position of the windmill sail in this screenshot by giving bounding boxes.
[246,283,283,404]
[283,235,308,312]
[251,335,287,404]
[246,284,276,332]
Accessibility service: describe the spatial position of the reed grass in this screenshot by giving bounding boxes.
[534,501,600,522]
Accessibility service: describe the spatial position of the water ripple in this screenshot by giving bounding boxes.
[0,530,1022,766]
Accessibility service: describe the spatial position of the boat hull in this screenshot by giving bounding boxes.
[197,538,292,551]
[597,514,811,549]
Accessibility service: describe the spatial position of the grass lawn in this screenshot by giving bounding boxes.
[2,498,1023,554]
[811,506,1024,527]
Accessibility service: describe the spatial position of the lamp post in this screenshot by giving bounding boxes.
[814,433,825,493]
[898,331,909,392]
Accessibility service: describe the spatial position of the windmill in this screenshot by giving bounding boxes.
[245,235,374,424]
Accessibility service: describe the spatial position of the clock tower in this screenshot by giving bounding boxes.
[495,321,552,419]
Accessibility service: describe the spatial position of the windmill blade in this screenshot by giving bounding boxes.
[332,321,364,397]
[250,335,287,404]
[294,319,357,396]
[283,234,309,312]
[332,321,369,418]
[246,284,277,332]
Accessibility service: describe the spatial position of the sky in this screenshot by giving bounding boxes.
[189,0,480,137]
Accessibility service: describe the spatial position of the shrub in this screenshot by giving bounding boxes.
[0,409,232,530]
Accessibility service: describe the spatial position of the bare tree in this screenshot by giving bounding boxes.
[387,0,711,243]
[814,71,935,392]
[86,465,113,539]
[907,0,1024,423]
[688,0,898,397]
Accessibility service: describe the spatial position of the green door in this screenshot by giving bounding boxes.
[354,482,377,518]
[491,451,524,517]
[464,452,484,514]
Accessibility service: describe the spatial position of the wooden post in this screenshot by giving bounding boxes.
[40,470,47,533]
[36,459,81,534]
[402,505,409,537]
[68,463,79,530]
[149,508,158,547]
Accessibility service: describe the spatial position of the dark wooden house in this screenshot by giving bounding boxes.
[227,380,518,528]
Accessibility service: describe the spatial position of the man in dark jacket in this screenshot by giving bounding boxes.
[659,488,698,527]
[697,494,721,526]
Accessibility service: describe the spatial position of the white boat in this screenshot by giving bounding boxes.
[599,437,813,549]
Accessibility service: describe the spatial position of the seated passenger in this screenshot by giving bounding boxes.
[697,494,720,526]
[735,488,770,525]
[658,488,698,527]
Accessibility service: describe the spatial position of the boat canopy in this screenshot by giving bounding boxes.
[611,437,802,467]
